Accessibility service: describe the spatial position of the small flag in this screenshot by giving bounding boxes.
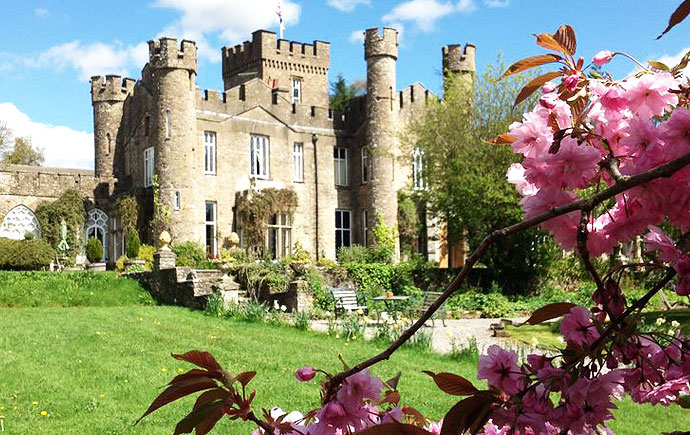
[277,0,285,39]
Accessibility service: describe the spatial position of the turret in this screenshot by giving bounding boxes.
[364,27,400,257]
[90,75,135,177]
[442,43,475,93]
[147,37,199,245]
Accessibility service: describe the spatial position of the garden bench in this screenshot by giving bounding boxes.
[416,291,447,327]
[329,287,368,318]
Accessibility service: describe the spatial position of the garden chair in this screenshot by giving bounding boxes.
[329,287,368,319]
[416,291,447,327]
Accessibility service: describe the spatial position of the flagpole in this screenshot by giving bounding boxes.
[277,0,284,39]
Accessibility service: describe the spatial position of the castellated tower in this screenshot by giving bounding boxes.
[147,37,198,243]
[364,27,400,255]
[90,75,135,177]
[442,43,476,92]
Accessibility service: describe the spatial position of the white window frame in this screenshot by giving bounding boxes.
[267,213,292,259]
[292,77,302,104]
[174,191,181,211]
[361,147,370,184]
[334,147,348,187]
[204,131,217,175]
[362,209,369,247]
[205,201,217,257]
[165,110,171,139]
[293,143,304,182]
[250,134,270,179]
[335,209,351,251]
[144,147,154,188]
[412,147,425,190]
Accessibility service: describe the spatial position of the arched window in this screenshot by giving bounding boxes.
[0,205,41,240]
[85,208,108,261]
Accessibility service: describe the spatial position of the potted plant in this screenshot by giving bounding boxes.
[86,237,106,271]
[124,228,145,268]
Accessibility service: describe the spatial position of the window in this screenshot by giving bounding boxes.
[250,134,269,178]
[267,214,292,259]
[85,208,108,262]
[0,205,41,240]
[204,131,216,174]
[174,191,181,211]
[412,147,425,190]
[361,147,370,183]
[335,210,351,251]
[292,77,302,103]
[205,202,217,257]
[334,147,348,187]
[362,209,369,247]
[144,115,150,137]
[293,143,304,182]
[144,147,154,187]
[165,110,171,139]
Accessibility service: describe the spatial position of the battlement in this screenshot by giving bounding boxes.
[148,37,197,72]
[364,27,398,60]
[442,43,476,74]
[90,75,135,102]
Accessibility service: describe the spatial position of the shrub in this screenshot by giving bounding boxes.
[115,255,128,273]
[370,212,396,264]
[173,241,207,267]
[126,228,141,259]
[294,310,311,331]
[337,245,369,264]
[86,237,103,263]
[34,189,86,261]
[137,244,155,270]
[306,267,333,311]
[204,293,226,318]
[0,237,55,270]
[219,247,249,264]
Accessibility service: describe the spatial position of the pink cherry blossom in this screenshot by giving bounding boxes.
[623,71,678,119]
[478,345,524,395]
[509,111,553,158]
[644,225,680,262]
[561,306,600,347]
[563,73,581,93]
[506,163,538,196]
[593,50,614,67]
[294,366,316,382]
[660,107,690,150]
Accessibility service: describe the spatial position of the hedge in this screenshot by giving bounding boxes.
[0,237,55,270]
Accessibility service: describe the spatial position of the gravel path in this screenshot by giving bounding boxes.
[310,317,528,355]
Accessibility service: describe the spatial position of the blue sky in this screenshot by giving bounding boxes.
[1,0,689,169]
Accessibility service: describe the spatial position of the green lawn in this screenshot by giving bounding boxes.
[0,272,688,434]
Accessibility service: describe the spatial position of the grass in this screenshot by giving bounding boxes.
[0,271,688,434]
[0,271,154,307]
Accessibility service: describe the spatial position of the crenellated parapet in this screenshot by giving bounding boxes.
[442,43,476,74]
[148,38,197,72]
[90,75,135,103]
[364,28,398,60]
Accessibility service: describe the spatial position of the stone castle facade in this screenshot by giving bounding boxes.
[0,27,475,265]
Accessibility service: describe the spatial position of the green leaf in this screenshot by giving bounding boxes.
[649,61,671,72]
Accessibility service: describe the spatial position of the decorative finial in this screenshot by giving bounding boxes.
[159,230,172,250]
[228,232,240,248]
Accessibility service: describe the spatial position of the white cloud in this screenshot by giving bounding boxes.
[327,0,370,12]
[30,41,147,82]
[654,47,690,76]
[0,103,93,169]
[349,30,365,44]
[457,0,478,13]
[382,0,457,32]
[152,0,300,61]
[34,8,49,17]
[484,0,510,7]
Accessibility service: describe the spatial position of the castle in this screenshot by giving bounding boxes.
[0,28,475,265]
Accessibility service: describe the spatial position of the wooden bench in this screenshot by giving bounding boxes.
[417,291,447,327]
[329,287,368,318]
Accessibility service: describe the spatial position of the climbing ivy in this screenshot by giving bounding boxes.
[235,188,298,256]
[35,189,86,262]
[116,195,138,234]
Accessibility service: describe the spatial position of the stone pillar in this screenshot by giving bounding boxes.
[154,248,177,270]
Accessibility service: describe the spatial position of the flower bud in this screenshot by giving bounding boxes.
[593,50,613,67]
[295,366,316,382]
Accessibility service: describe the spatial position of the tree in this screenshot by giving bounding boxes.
[2,135,44,166]
[0,122,10,157]
[404,60,554,293]
[329,74,364,111]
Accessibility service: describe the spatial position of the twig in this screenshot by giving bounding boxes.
[576,212,611,318]
[323,151,690,400]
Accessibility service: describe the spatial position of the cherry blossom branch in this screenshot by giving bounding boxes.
[600,156,629,183]
[323,150,690,400]
[576,212,611,317]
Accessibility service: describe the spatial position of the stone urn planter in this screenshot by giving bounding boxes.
[86,262,106,272]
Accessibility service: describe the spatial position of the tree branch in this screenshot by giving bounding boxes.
[323,151,690,400]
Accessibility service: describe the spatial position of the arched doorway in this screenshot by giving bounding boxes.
[0,205,41,240]
[85,208,108,261]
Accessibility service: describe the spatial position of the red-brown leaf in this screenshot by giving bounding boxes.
[486,134,517,145]
[514,71,562,108]
[658,0,690,39]
[553,25,577,55]
[137,377,219,423]
[172,350,223,373]
[672,50,690,75]
[525,302,577,325]
[170,369,223,385]
[173,401,227,435]
[193,388,231,411]
[423,371,479,396]
[387,372,402,390]
[358,422,434,435]
[501,54,562,79]
[534,33,570,56]
[235,371,257,387]
[379,390,401,406]
[440,394,497,435]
